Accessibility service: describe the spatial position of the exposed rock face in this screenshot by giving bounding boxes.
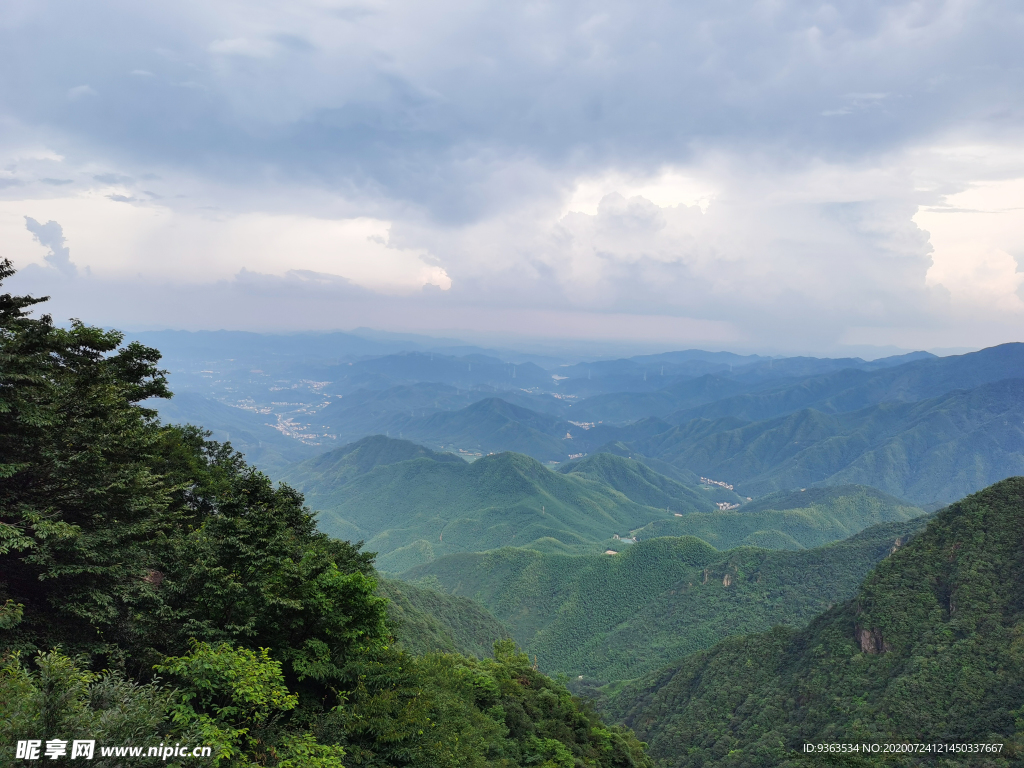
[856,625,891,654]
[857,628,875,653]
[722,573,732,587]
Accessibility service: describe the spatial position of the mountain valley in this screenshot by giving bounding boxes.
[50,324,1024,765]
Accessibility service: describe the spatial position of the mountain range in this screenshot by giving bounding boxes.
[402,516,929,682]
[633,377,1024,503]
[144,335,1024,762]
[283,441,696,572]
[281,435,925,572]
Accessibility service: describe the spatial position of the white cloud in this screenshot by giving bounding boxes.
[0,191,449,294]
[566,170,715,216]
[209,37,277,57]
[66,85,96,100]
[919,176,1024,313]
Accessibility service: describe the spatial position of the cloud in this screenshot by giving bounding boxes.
[24,217,77,276]
[66,85,96,100]
[2,195,448,294]
[5,0,1018,213]
[388,157,940,349]
[209,38,277,58]
[0,0,1021,353]
[918,174,1024,314]
[93,173,133,184]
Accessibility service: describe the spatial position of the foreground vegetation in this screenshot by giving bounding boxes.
[0,262,650,767]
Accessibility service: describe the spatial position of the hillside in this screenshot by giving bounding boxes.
[635,378,1024,504]
[632,485,924,550]
[555,452,718,512]
[403,397,573,460]
[569,374,756,423]
[401,516,928,681]
[316,397,578,462]
[608,477,1024,767]
[301,450,683,572]
[315,382,577,443]
[376,578,512,658]
[280,433,464,488]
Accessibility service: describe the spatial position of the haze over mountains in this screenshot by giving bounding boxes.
[151,334,1024,506]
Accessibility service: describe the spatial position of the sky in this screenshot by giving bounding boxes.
[1,0,1023,355]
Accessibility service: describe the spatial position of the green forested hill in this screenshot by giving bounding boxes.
[608,477,1024,767]
[376,578,512,658]
[280,433,464,489]
[304,450,684,572]
[401,516,927,681]
[632,485,924,550]
[390,397,576,461]
[555,452,718,512]
[635,379,1024,504]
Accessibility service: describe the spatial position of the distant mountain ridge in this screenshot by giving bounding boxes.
[156,343,1024,509]
[278,434,464,488]
[315,396,578,462]
[634,377,1024,503]
[569,374,756,423]
[668,342,1024,424]
[294,370,1024,505]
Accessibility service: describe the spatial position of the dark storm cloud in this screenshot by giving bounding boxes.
[2,1,1022,219]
